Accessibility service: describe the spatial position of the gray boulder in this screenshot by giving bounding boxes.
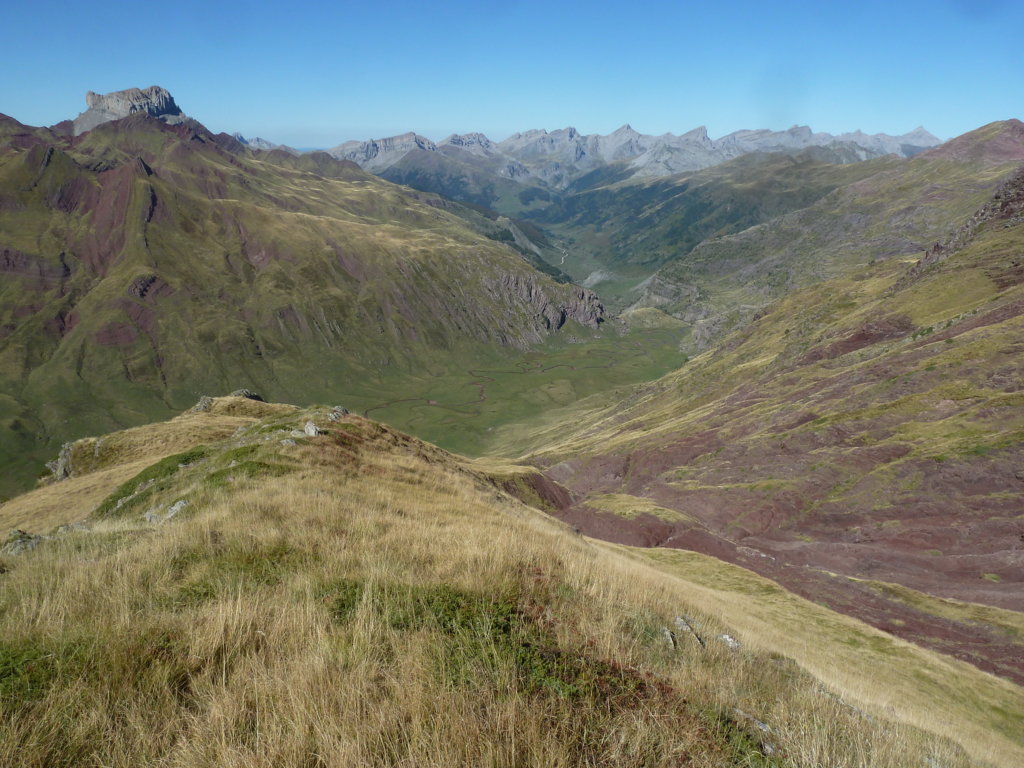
[228,389,266,402]
[2,529,49,555]
[45,442,75,481]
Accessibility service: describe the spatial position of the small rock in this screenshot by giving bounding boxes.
[290,430,305,438]
[145,500,188,524]
[304,421,323,436]
[229,389,265,402]
[280,439,297,446]
[2,530,49,555]
[674,615,699,633]
[674,616,707,648]
[55,521,90,534]
[165,500,188,519]
[733,708,772,733]
[661,627,677,650]
[45,442,75,481]
[718,633,741,651]
[190,395,214,413]
[328,405,350,422]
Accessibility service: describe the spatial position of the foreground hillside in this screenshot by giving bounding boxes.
[2,396,1022,767]
[0,108,602,498]
[498,159,1024,683]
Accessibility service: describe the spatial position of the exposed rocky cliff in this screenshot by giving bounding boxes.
[72,86,186,136]
[329,132,438,172]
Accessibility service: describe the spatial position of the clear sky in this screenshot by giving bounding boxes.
[1,0,1021,148]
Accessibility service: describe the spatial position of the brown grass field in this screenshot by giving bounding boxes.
[1,398,1021,766]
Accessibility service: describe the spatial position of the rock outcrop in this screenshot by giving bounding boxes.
[329,132,438,173]
[72,86,186,136]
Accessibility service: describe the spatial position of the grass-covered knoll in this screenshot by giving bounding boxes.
[0,401,1006,767]
[587,493,694,522]
[0,396,297,532]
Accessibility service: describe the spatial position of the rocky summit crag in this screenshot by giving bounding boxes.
[72,86,186,136]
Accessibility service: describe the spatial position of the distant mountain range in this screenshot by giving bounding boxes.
[326,122,943,191]
[58,84,944,193]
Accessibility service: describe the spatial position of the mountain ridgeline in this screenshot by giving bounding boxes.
[329,122,941,198]
[318,118,1021,337]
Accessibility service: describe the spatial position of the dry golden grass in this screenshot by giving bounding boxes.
[0,404,1017,767]
[0,457,160,532]
[0,397,297,532]
[614,546,1024,768]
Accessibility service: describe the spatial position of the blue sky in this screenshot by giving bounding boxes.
[1,0,1021,147]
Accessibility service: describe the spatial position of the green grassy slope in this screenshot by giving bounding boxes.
[496,161,1024,681]
[0,114,604,498]
[634,120,1024,348]
[379,147,552,217]
[533,149,899,272]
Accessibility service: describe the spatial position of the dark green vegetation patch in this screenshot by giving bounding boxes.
[93,446,211,518]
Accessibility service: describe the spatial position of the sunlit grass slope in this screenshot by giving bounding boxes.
[488,164,1024,680]
[2,397,1021,766]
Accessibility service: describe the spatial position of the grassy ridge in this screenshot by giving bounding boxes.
[1,398,1012,766]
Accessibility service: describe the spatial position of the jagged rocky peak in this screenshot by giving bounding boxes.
[680,125,711,143]
[903,125,943,144]
[326,131,438,172]
[441,132,493,149]
[73,85,186,136]
[382,131,435,150]
[232,133,301,156]
[232,133,276,150]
